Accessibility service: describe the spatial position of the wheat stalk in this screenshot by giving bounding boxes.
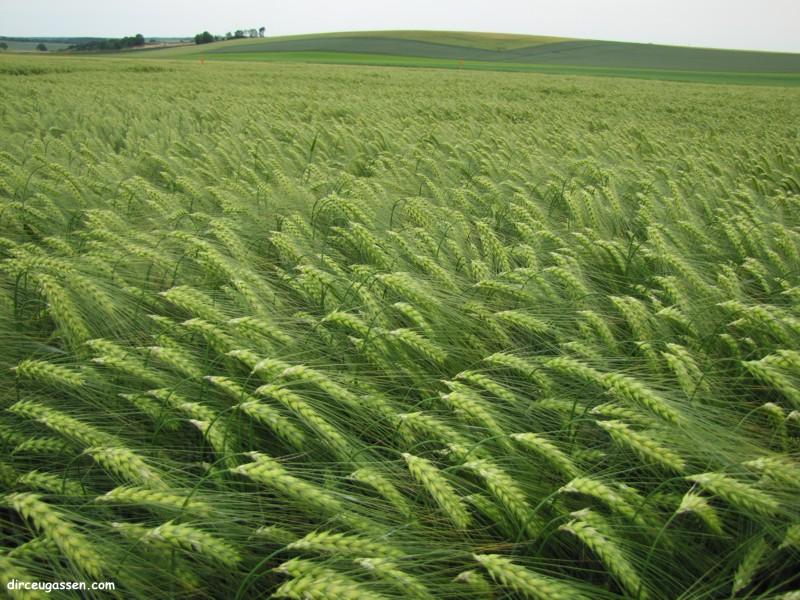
[402,452,470,529]
[474,553,589,600]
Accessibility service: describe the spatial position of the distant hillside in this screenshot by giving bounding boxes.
[0,36,105,43]
[149,30,572,55]
[0,36,105,52]
[141,30,800,74]
[0,35,190,52]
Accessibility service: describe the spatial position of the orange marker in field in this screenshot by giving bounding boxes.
[200,56,205,65]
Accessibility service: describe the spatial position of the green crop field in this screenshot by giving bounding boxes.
[182,51,800,86]
[138,30,800,85]
[1,53,799,599]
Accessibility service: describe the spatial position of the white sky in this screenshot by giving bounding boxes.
[2,0,799,52]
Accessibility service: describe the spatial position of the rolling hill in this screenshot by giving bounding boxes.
[134,30,800,84]
[147,30,572,55]
[0,40,72,52]
[151,33,798,71]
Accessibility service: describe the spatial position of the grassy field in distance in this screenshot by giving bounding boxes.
[5,30,795,85]
[133,30,800,85]
[195,50,800,86]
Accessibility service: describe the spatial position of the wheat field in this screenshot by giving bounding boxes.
[1,55,799,599]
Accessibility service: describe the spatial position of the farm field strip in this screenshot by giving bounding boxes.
[183,51,800,86]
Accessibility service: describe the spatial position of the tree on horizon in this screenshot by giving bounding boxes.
[194,31,214,45]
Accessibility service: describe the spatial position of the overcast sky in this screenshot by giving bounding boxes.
[2,0,799,52]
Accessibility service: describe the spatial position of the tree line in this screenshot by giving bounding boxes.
[195,27,265,45]
[68,34,145,52]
